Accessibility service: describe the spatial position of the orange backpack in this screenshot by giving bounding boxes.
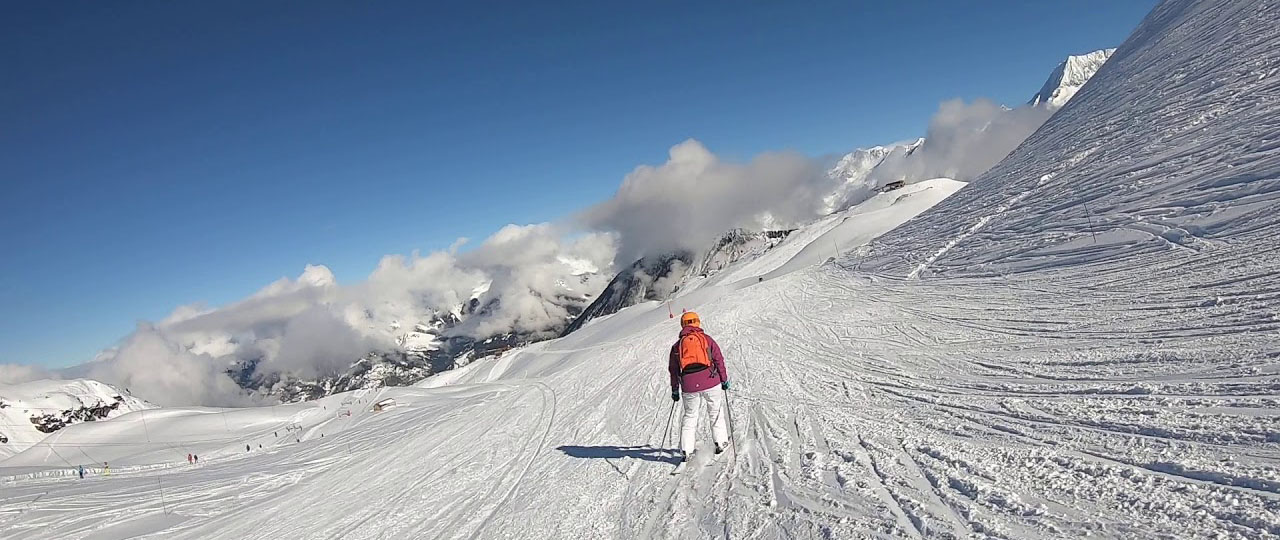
[678,332,713,374]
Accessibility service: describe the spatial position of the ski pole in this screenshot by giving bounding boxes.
[663,400,677,451]
[723,390,738,465]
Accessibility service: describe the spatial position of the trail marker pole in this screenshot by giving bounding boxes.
[140,409,151,442]
[1083,200,1099,243]
[157,478,168,515]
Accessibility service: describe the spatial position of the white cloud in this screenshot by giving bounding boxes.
[871,98,1054,184]
[580,139,833,263]
[447,226,616,338]
[268,307,388,379]
[82,324,255,407]
[0,363,57,385]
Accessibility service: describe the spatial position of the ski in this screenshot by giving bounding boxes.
[704,448,726,470]
[671,446,729,477]
[671,450,695,475]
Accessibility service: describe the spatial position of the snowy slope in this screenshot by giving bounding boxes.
[0,379,153,460]
[759,178,967,281]
[862,0,1280,280]
[3,1,1280,539]
[1029,48,1116,110]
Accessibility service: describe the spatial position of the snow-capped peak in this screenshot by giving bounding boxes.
[556,255,599,276]
[1029,48,1116,110]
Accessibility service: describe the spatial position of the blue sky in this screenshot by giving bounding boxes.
[1,1,1155,368]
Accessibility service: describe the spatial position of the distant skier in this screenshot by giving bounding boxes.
[668,311,731,463]
[193,455,199,464]
[187,453,193,464]
[103,462,110,476]
[78,465,84,479]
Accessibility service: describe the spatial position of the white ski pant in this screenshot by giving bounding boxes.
[680,386,728,455]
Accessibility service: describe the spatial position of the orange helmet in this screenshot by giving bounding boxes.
[679,311,701,328]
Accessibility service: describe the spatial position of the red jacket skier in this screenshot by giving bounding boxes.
[668,311,730,462]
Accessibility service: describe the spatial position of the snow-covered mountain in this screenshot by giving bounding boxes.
[822,139,925,213]
[230,276,598,403]
[827,48,1114,202]
[0,379,153,459]
[562,229,792,335]
[1029,48,1116,110]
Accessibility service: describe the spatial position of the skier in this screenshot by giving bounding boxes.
[668,311,731,463]
[78,465,84,479]
[193,454,199,464]
[103,462,110,476]
[187,453,193,464]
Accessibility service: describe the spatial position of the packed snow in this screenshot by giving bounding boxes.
[4,0,1280,538]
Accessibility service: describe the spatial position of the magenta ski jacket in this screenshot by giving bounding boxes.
[668,327,729,394]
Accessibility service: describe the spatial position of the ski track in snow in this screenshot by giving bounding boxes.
[4,0,1280,538]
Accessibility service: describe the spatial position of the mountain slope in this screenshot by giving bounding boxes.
[823,139,925,211]
[562,229,793,335]
[560,251,693,336]
[0,379,154,459]
[861,1,1280,280]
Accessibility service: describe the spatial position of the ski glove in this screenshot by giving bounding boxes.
[671,390,680,402]
[721,381,730,391]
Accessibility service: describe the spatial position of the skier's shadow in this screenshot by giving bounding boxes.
[556,445,681,466]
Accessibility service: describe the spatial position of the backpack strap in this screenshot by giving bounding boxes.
[706,335,722,381]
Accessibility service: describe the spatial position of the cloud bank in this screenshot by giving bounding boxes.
[13,228,614,407]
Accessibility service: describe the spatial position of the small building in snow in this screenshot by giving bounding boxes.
[879,180,906,193]
[372,398,397,412]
